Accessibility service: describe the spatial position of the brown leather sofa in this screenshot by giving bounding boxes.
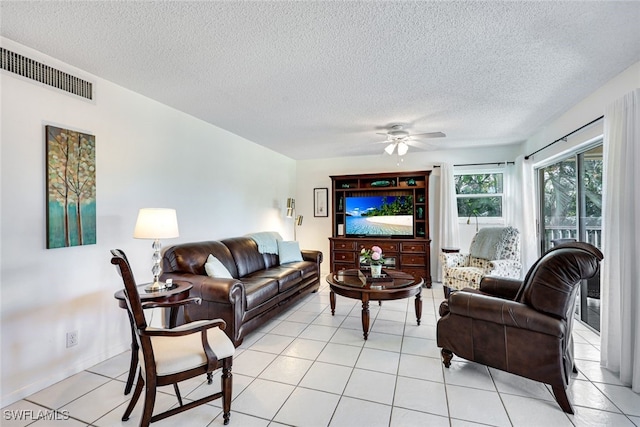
[437,242,603,414]
[160,237,323,347]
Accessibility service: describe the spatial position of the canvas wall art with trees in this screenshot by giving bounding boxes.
[46,125,96,248]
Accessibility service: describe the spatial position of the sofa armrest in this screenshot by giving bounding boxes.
[302,249,323,264]
[447,291,564,337]
[478,276,523,300]
[161,272,245,305]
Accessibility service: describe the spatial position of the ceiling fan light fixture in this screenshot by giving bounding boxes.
[377,123,445,157]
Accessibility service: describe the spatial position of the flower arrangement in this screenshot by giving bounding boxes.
[360,245,384,265]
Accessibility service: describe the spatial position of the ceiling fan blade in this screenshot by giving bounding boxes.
[410,132,446,139]
[406,140,435,150]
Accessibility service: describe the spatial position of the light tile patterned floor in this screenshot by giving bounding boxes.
[3,280,640,426]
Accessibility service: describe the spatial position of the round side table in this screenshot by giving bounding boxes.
[441,247,460,254]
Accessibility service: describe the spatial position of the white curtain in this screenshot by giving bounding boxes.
[601,89,640,392]
[436,162,460,281]
[505,156,539,273]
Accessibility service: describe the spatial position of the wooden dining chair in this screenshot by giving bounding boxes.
[111,249,235,426]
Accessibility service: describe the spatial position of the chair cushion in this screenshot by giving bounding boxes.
[252,266,303,293]
[163,241,238,277]
[144,321,235,376]
[221,237,267,277]
[241,276,280,310]
[469,226,519,260]
[287,260,318,278]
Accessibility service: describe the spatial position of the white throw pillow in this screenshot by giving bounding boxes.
[204,254,233,278]
[278,240,303,264]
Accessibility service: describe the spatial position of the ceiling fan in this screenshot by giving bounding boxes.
[377,124,446,156]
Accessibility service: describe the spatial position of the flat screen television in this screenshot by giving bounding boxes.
[345,195,413,237]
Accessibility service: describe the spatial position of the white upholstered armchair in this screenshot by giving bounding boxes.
[441,226,521,293]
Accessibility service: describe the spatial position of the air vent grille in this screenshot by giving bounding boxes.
[1,47,93,100]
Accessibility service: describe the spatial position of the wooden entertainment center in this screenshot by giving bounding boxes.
[329,170,432,287]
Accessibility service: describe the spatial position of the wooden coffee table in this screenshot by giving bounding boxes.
[326,269,423,340]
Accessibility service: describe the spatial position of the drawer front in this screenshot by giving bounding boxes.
[332,240,356,251]
[333,251,356,263]
[400,242,427,253]
[357,242,399,252]
[401,254,426,266]
[333,263,353,272]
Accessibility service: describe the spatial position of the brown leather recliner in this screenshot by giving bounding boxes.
[437,242,603,414]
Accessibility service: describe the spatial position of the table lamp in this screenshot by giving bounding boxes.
[133,208,179,291]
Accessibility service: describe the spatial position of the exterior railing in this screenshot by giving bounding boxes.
[544,226,602,249]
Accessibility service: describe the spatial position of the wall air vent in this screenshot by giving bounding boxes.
[1,47,93,100]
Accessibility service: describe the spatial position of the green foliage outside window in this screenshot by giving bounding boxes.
[542,157,602,227]
[455,173,503,218]
[362,196,413,216]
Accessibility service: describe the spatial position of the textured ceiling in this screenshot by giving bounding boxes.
[1,1,639,160]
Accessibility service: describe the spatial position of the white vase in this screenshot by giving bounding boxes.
[371,264,382,278]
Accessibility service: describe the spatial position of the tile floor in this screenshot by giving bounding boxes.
[4,281,640,426]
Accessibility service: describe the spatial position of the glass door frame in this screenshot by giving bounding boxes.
[535,139,603,331]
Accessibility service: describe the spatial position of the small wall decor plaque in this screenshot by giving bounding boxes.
[46,125,96,248]
[314,187,329,217]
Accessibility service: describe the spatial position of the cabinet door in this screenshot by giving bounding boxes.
[400,242,427,253]
[332,240,356,251]
[400,254,426,266]
[333,251,356,264]
[403,267,427,283]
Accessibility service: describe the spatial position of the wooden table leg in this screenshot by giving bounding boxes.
[415,293,423,326]
[169,306,179,328]
[361,294,370,340]
[330,290,336,315]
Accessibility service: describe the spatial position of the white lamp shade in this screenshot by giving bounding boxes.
[384,143,396,155]
[133,208,179,239]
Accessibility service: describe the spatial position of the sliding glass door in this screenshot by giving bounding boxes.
[538,144,603,331]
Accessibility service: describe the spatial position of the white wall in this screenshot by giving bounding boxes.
[524,61,640,164]
[0,39,296,406]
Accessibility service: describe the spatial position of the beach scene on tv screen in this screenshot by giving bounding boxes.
[345,195,413,235]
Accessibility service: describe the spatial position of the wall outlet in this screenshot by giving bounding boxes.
[66,331,78,348]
